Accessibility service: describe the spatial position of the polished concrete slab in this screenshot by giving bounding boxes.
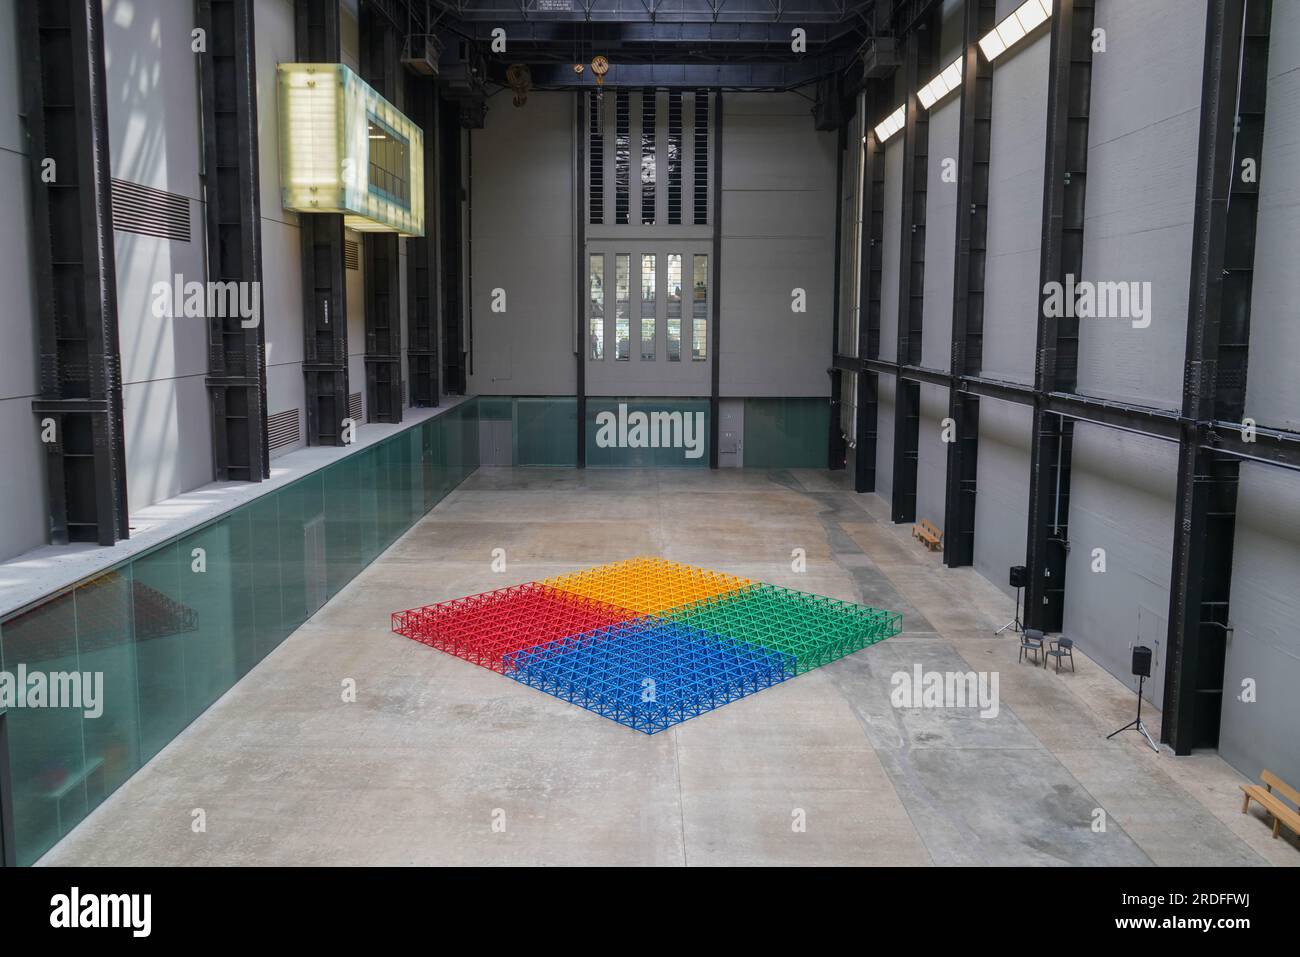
[39,468,1299,866]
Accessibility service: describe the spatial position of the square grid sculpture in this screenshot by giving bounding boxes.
[392,557,902,734]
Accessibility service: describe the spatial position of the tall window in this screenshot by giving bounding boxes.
[693,92,709,225]
[588,92,603,225]
[641,254,656,360]
[615,254,631,360]
[692,254,708,360]
[667,254,682,361]
[667,92,682,225]
[615,91,630,225]
[641,91,656,225]
[589,254,604,359]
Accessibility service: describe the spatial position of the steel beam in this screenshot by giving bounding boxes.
[440,93,467,394]
[828,122,848,471]
[889,17,935,524]
[1024,0,1094,630]
[1164,0,1272,755]
[22,0,130,546]
[197,0,270,482]
[297,0,351,445]
[709,90,723,469]
[852,85,887,493]
[942,0,994,567]
[407,74,442,408]
[575,89,586,467]
[361,5,405,424]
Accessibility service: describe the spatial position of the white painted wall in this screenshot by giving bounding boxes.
[972,398,1032,597]
[1074,0,1205,409]
[103,0,213,511]
[256,0,307,457]
[720,91,837,397]
[0,0,48,561]
[980,11,1048,386]
[466,92,576,397]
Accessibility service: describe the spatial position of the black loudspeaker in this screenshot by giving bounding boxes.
[1009,565,1028,589]
[1132,645,1152,678]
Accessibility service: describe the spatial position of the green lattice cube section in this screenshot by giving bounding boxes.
[665,583,903,674]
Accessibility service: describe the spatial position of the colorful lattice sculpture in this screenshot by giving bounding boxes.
[391,556,903,733]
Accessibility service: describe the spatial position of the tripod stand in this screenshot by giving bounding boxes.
[995,583,1023,635]
[1107,674,1159,752]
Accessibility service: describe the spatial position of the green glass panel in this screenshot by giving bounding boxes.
[516,397,578,466]
[132,542,192,763]
[742,397,830,469]
[585,397,709,468]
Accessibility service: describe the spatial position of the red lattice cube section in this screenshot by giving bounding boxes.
[390,583,637,673]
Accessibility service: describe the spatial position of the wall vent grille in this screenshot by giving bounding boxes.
[111,178,190,242]
[267,408,301,450]
[348,392,362,421]
[345,239,360,270]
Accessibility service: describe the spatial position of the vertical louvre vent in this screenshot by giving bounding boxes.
[615,90,630,225]
[348,392,362,421]
[588,91,604,225]
[345,239,360,270]
[641,90,656,225]
[267,408,301,451]
[111,178,190,242]
[667,91,682,225]
[693,91,709,225]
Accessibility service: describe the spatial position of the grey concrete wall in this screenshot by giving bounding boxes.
[103,0,213,512]
[1074,0,1204,409]
[972,398,1032,598]
[980,12,1048,386]
[1245,0,1300,432]
[1217,8,1300,785]
[467,92,575,396]
[879,137,904,363]
[720,91,837,397]
[257,0,308,457]
[0,0,47,561]
[1221,465,1300,785]
[919,0,964,372]
[875,377,896,503]
[915,382,948,526]
[1062,425,1178,707]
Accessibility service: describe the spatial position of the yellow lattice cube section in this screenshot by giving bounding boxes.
[544,557,752,615]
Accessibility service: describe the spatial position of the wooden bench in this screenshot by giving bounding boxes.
[912,518,943,552]
[1240,769,1300,840]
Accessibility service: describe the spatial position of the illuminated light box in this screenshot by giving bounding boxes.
[277,62,425,236]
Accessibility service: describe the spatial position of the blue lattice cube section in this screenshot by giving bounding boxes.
[503,619,797,734]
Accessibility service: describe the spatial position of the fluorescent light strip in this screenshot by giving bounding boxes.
[979,0,1052,62]
[873,105,906,144]
[917,56,964,110]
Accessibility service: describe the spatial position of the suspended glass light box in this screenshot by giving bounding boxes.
[277,62,425,236]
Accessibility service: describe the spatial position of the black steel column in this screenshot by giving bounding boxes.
[197,0,269,481]
[1025,0,1095,629]
[296,0,349,445]
[440,92,466,395]
[709,90,723,469]
[1164,0,1271,755]
[575,90,586,467]
[890,17,935,524]
[828,121,848,471]
[406,73,440,408]
[22,0,130,545]
[854,84,886,493]
[360,4,403,424]
[942,0,995,568]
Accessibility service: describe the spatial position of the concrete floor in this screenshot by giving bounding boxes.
[41,468,1299,866]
